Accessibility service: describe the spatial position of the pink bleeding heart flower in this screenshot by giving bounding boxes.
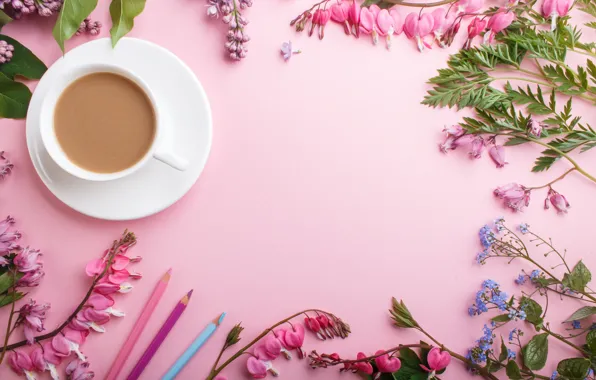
[273,330,293,359]
[246,356,278,379]
[348,0,361,37]
[17,299,50,344]
[376,9,396,49]
[330,1,351,34]
[65,359,95,380]
[352,352,373,375]
[494,183,531,211]
[403,12,434,51]
[85,259,106,277]
[389,8,404,35]
[359,6,379,44]
[464,17,486,49]
[13,246,42,273]
[422,347,452,372]
[311,8,331,39]
[108,268,142,284]
[305,316,324,340]
[93,279,133,295]
[468,136,485,159]
[110,254,141,271]
[30,347,46,372]
[489,145,508,168]
[9,350,35,378]
[254,334,282,361]
[316,314,333,338]
[52,329,87,361]
[456,0,483,13]
[542,0,570,30]
[278,323,305,358]
[86,293,115,310]
[431,8,456,47]
[545,188,570,213]
[375,350,402,372]
[43,342,62,380]
[484,8,514,43]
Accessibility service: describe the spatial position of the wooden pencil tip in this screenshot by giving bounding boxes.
[213,312,226,326]
[187,289,194,298]
[162,268,172,282]
[181,290,193,305]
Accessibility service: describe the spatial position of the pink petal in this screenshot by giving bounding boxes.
[246,357,268,378]
[52,334,71,356]
[376,9,394,35]
[43,342,63,365]
[64,328,86,345]
[30,347,45,371]
[83,308,110,324]
[542,0,555,16]
[111,255,130,271]
[390,9,403,34]
[359,7,375,34]
[87,293,114,310]
[556,0,570,15]
[369,4,381,17]
[431,8,446,32]
[108,269,130,284]
[418,13,435,37]
[85,259,105,277]
[403,12,418,38]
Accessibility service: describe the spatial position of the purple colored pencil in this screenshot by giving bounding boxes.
[127,290,193,380]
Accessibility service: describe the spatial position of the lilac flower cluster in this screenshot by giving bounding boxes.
[76,18,102,36]
[0,41,14,64]
[207,0,252,61]
[0,217,45,288]
[0,151,14,178]
[0,0,62,19]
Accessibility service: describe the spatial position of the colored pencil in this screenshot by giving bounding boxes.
[162,312,226,380]
[127,289,193,380]
[105,269,172,380]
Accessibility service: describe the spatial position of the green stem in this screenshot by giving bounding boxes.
[569,48,596,59]
[526,168,576,190]
[416,327,499,380]
[542,326,588,355]
[0,270,18,364]
[492,77,596,103]
[207,309,341,380]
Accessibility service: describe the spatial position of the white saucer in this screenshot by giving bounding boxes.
[26,38,212,220]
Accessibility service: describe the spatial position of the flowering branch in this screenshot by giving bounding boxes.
[207,309,350,380]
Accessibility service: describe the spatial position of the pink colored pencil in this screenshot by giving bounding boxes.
[105,269,172,380]
[126,289,193,380]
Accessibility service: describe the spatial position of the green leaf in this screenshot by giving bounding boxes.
[532,154,560,173]
[390,298,418,328]
[586,330,596,353]
[0,10,12,31]
[392,366,425,380]
[499,337,509,362]
[492,314,512,323]
[52,0,99,53]
[399,347,421,368]
[564,306,596,322]
[519,297,543,326]
[562,260,592,292]
[109,0,147,47]
[557,358,591,380]
[0,72,32,119]
[522,333,549,370]
[506,360,522,379]
[504,137,529,146]
[0,272,14,294]
[0,35,47,80]
[0,291,25,307]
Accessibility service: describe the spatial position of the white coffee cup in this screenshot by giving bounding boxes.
[40,62,188,181]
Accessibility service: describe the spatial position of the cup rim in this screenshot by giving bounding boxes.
[40,62,160,182]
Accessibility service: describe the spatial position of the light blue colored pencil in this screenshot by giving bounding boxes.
[162,312,226,380]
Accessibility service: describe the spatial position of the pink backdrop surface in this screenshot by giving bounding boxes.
[1,1,596,379]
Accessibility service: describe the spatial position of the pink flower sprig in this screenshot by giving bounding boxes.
[0,151,14,179]
[0,230,140,380]
[206,310,350,380]
[207,0,252,61]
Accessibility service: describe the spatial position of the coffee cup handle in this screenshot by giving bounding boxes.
[153,149,189,171]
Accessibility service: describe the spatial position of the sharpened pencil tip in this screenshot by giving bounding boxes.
[162,268,173,282]
[215,312,226,326]
[187,289,194,298]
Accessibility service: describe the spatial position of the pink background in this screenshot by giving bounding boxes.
[1,1,596,379]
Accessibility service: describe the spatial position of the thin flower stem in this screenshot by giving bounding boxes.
[207,309,341,380]
[542,325,588,355]
[526,168,576,190]
[0,232,135,353]
[321,343,427,366]
[416,327,499,380]
[0,271,17,364]
[528,231,570,272]
[209,345,227,377]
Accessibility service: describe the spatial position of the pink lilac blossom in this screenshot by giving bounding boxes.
[0,0,62,19]
[17,299,50,344]
[76,18,102,36]
[0,150,14,178]
[210,0,252,60]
